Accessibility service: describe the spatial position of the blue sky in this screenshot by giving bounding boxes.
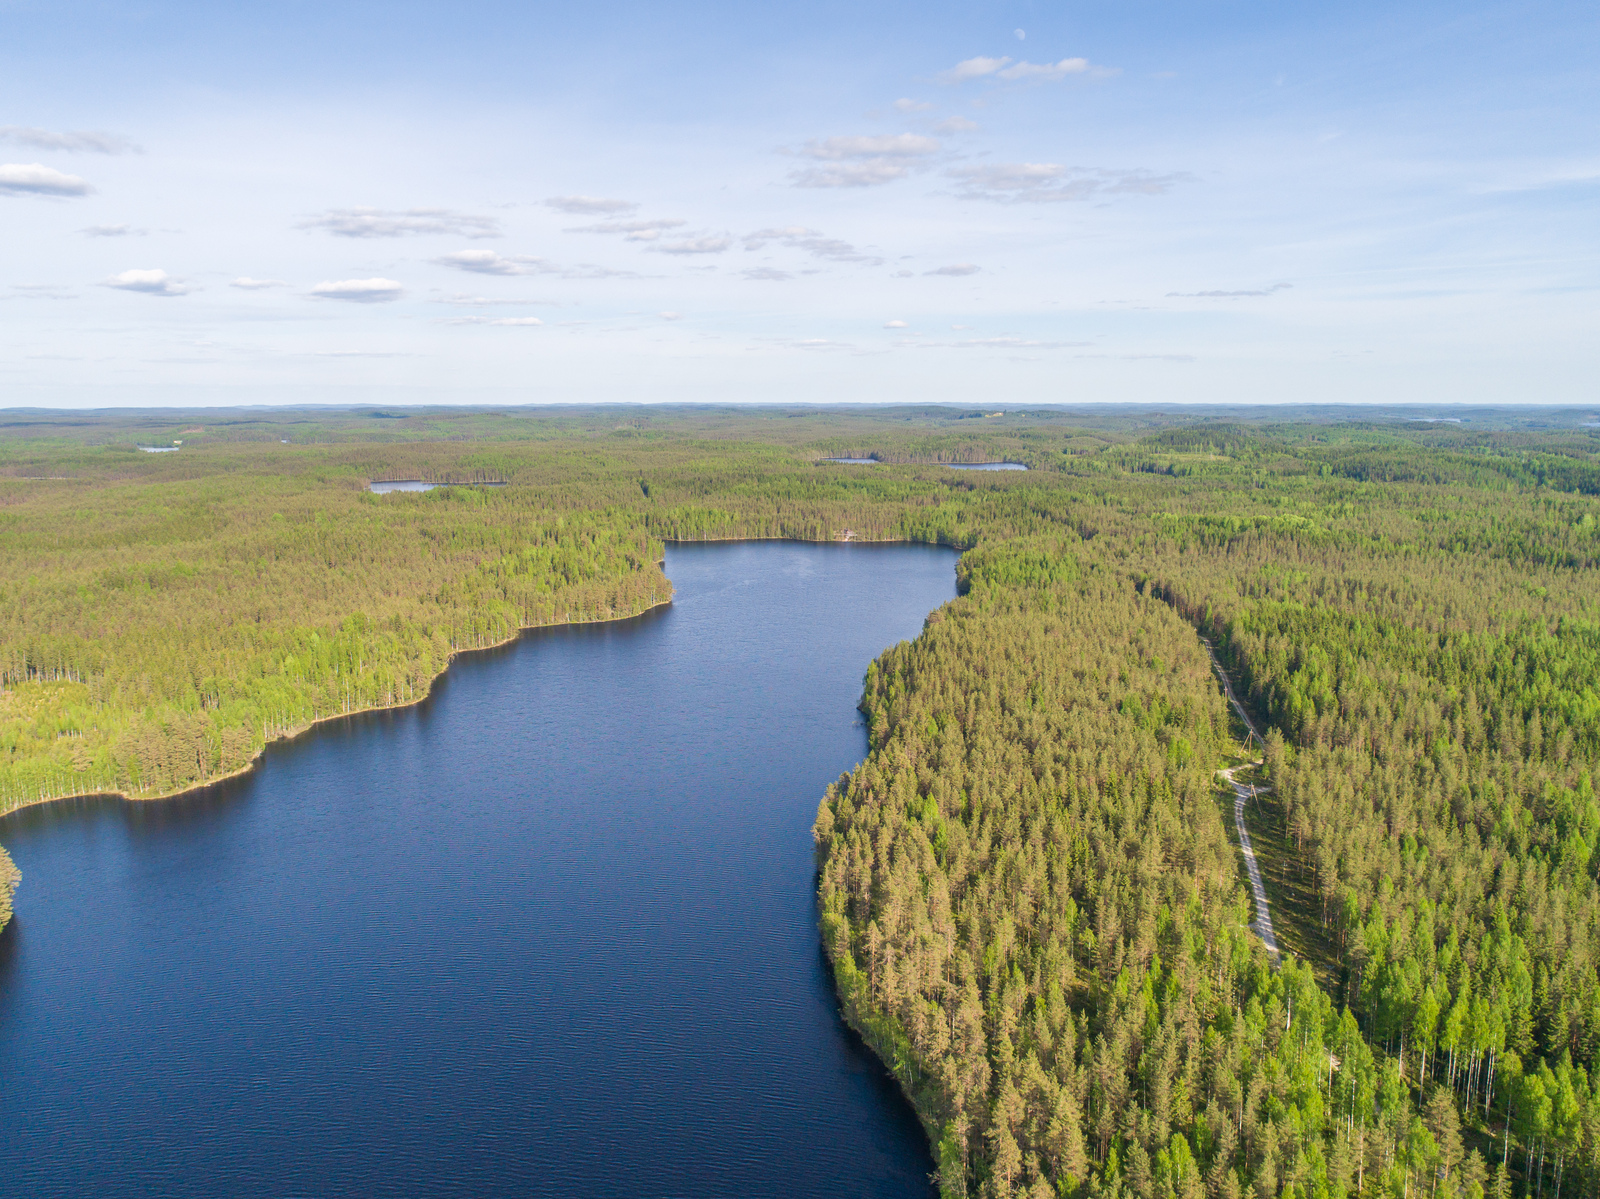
[2,1,1595,406]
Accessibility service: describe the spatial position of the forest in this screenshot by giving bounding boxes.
[2,405,1598,1194]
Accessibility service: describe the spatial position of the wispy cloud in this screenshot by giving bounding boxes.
[998,57,1090,80]
[433,250,556,276]
[0,163,93,197]
[565,217,687,241]
[231,277,289,289]
[1167,283,1292,298]
[947,163,1189,203]
[309,278,403,302]
[545,195,638,215]
[925,263,980,276]
[938,56,1011,84]
[9,283,75,300]
[445,315,544,326]
[789,133,941,189]
[659,311,682,320]
[934,116,978,133]
[743,226,881,264]
[802,134,940,159]
[937,55,1101,84]
[761,337,857,353]
[792,161,912,188]
[892,98,932,112]
[103,268,188,296]
[743,267,793,281]
[298,207,501,238]
[648,236,731,255]
[0,126,137,154]
[884,319,908,328]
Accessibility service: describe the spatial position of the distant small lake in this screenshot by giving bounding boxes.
[369,481,508,494]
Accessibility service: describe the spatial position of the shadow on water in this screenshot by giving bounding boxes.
[0,541,949,1199]
[0,603,678,843]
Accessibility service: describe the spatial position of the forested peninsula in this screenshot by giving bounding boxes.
[2,406,1598,1195]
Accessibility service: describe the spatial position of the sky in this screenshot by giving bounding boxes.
[1,1,1596,408]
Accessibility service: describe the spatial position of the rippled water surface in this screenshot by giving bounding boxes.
[0,542,957,1199]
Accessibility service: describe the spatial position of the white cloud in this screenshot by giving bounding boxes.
[659,311,682,320]
[802,133,940,160]
[648,236,731,255]
[0,126,136,154]
[884,320,908,328]
[925,264,980,276]
[81,223,144,237]
[433,250,556,276]
[947,163,1190,203]
[103,268,188,296]
[0,163,92,196]
[997,57,1091,80]
[309,278,403,302]
[788,133,940,189]
[743,267,793,281]
[792,161,914,188]
[565,217,687,241]
[934,116,979,133]
[938,56,1011,84]
[545,195,638,215]
[892,98,932,112]
[743,226,882,264]
[1167,283,1292,298]
[298,207,500,238]
[231,277,289,289]
[447,315,544,326]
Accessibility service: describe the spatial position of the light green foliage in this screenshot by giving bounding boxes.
[0,843,17,933]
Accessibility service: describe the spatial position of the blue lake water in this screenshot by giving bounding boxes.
[0,541,957,1198]
[947,462,1027,471]
[368,482,510,493]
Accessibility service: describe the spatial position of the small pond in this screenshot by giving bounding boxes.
[369,481,508,494]
[947,462,1028,471]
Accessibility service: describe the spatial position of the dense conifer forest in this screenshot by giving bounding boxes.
[2,405,1598,1193]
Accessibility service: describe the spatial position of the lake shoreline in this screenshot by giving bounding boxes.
[1,535,966,819]
[0,594,675,820]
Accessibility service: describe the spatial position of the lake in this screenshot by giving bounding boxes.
[0,542,956,1199]
[369,481,509,494]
